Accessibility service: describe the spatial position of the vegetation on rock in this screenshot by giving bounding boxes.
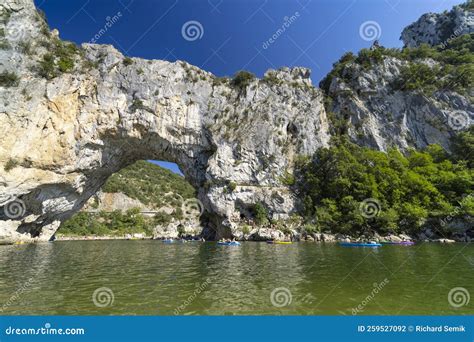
[123,57,133,66]
[59,208,154,237]
[320,33,474,95]
[103,161,195,206]
[3,158,19,172]
[0,71,19,87]
[252,202,269,226]
[295,134,474,235]
[230,70,256,89]
[36,39,81,79]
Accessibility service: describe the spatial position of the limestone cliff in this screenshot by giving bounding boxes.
[324,54,472,152]
[0,0,471,243]
[0,0,329,242]
[401,1,473,48]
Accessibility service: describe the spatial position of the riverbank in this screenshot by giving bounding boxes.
[52,231,464,244]
[3,224,470,245]
[55,234,152,241]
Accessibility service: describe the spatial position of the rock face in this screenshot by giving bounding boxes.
[0,0,471,243]
[401,3,473,48]
[0,0,330,242]
[327,56,473,152]
[84,191,152,213]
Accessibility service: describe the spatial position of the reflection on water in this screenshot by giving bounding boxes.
[0,241,473,315]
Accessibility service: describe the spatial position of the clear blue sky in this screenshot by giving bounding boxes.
[35,0,463,174]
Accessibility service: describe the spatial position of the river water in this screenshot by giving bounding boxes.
[0,241,473,315]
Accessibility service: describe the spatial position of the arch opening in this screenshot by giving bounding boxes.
[55,159,213,240]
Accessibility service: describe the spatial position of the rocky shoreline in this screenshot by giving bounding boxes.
[55,235,150,241]
[50,228,469,244]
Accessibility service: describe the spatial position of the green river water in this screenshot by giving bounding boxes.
[0,240,473,315]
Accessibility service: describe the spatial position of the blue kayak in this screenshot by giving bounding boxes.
[217,241,241,246]
[339,242,382,247]
[162,239,175,243]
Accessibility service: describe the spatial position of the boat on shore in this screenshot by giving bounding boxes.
[339,242,382,247]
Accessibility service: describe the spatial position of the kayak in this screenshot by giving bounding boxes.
[339,242,382,247]
[381,241,415,245]
[266,241,292,244]
[162,239,174,243]
[217,241,241,246]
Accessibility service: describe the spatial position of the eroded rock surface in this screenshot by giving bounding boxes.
[0,0,471,243]
[327,56,473,151]
[401,3,474,48]
[0,0,330,242]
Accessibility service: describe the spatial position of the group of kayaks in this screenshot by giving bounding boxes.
[216,240,294,246]
[339,241,414,247]
[161,240,293,246]
[161,239,413,247]
[162,239,203,244]
[162,239,243,246]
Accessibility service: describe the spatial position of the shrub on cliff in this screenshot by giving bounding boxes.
[393,63,440,92]
[36,39,79,79]
[231,71,256,89]
[252,202,269,225]
[0,71,19,87]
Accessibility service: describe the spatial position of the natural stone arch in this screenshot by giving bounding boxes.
[0,0,331,243]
